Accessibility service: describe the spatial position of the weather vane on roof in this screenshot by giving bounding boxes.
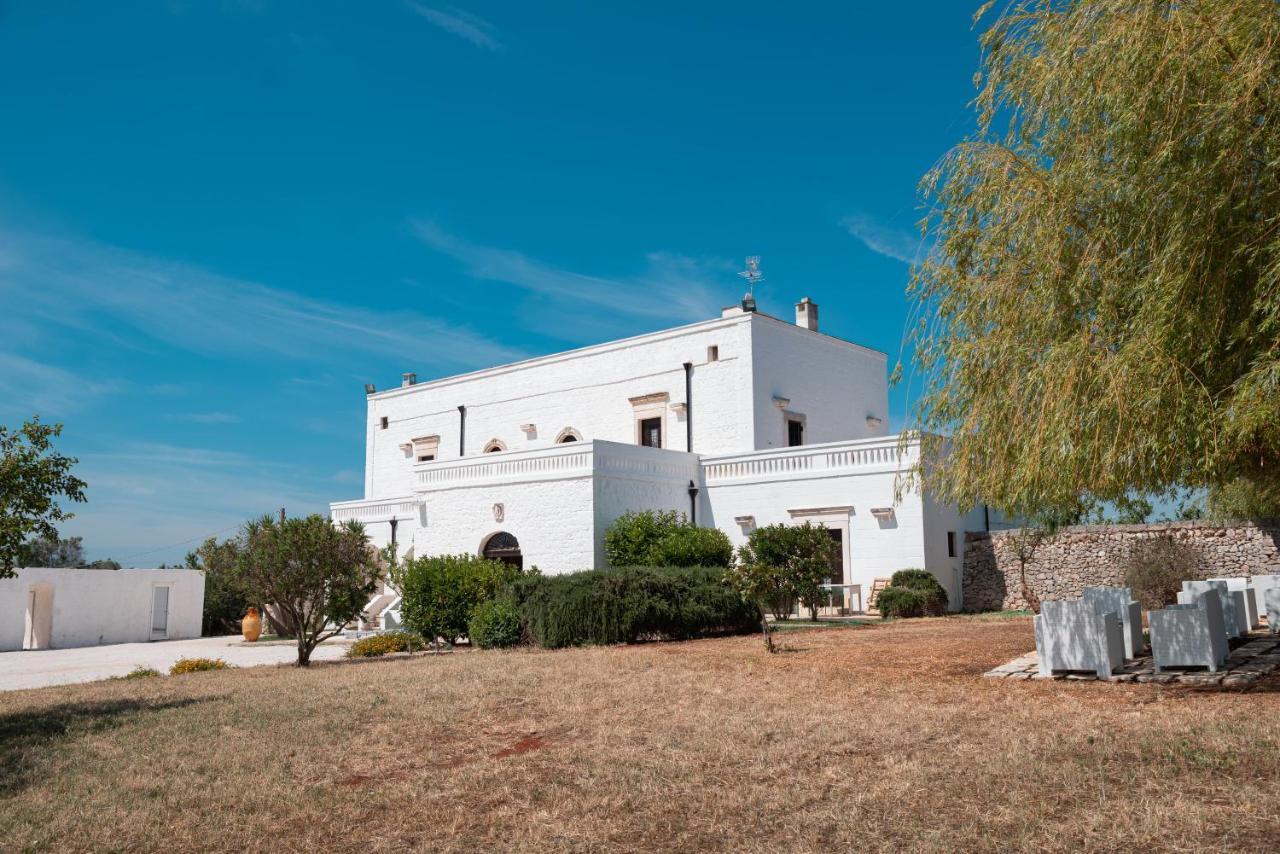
[738,256,762,312]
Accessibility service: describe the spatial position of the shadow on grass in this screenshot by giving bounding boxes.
[0,696,215,798]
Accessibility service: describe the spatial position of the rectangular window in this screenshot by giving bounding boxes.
[379,416,389,430]
[640,417,662,448]
[787,418,805,447]
[707,345,719,362]
[947,531,957,558]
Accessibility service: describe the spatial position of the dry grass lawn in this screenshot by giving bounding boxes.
[3,615,1279,852]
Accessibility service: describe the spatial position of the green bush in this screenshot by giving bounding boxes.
[877,569,948,618]
[346,630,424,658]
[603,510,733,568]
[647,525,734,568]
[395,554,523,645]
[169,657,228,675]
[513,566,758,648]
[876,586,932,619]
[468,598,523,649]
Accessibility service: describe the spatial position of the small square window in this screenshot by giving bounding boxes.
[640,417,662,448]
[379,416,389,430]
[707,345,719,362]
[947,531,957,558]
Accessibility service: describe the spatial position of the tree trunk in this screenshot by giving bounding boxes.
[1019,562,1041,615]
[759,606,775,654]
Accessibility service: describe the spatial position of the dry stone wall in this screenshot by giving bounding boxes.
[963,521,1280,612]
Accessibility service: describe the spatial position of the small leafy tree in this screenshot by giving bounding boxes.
[724,559,782,653]
[234,515,381,666]
[0,418,87,578]
[392,554,520,648]
[735,523,838,621]
[186,536,250,636]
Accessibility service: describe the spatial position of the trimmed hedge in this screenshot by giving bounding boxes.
[512,566,758,648]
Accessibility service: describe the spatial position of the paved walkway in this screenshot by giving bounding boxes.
[0,635,351,692]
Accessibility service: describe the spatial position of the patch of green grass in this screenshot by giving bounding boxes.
[109,667,162,681]
[952,609,1033,620]
[769,618,875,633]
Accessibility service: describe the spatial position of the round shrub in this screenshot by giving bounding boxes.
[346,630,424,658]
[169,657,228,675]
[647,526,734,569]
[875,586,931,619]
[886,568,948,615]
[467,598,523,649]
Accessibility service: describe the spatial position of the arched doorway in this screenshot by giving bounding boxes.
[24,582,54,650]
[482,531,523,571]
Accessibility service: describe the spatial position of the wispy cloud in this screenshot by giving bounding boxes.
[0,226,525,373]
[842,214,926,265]
[170,411,241,425]
[411,221,728,329]
[407,3,502,51]
[0,352,119,419]
[65,441,337,566]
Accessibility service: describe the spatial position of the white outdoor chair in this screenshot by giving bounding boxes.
[1150,589,1229,673]
[1034,600,1125,678]
[1180,580,1247,640]
[1252,574,1280,623]
[1263,587,1280,635]
[1209,577,1261,629]
[1082,586,1145,659]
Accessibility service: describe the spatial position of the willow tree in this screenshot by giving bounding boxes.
[906,0,1280,519]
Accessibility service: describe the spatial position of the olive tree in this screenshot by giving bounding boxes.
[0,418,86,578]
[235,514,381,666]
[906,1,1280,520]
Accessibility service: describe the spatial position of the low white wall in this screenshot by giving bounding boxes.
[0,567,205,651]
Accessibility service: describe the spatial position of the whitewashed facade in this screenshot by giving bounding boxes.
[0,567,205,651]
[331,299,987,614]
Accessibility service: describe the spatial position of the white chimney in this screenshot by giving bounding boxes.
[401,372,417,387]
[795,297,818,331]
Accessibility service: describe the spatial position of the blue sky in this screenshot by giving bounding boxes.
[0,1,983,565]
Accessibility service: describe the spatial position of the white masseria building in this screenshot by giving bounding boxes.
[331,296,988,618]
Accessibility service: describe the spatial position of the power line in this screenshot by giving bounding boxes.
[112,522,244,567]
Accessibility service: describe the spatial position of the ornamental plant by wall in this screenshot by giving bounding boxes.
[394,554,523,645]
[512,566,758,649]
[603,510,734,568]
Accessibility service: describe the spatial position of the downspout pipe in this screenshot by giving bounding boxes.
[458,405,467,456]
[683,361,693,453]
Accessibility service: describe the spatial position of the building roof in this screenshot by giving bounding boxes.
[368,306,886,401]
